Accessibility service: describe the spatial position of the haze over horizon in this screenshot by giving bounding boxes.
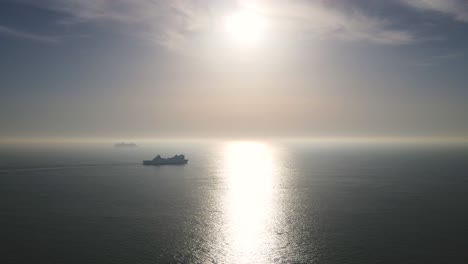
[2,0,468,141]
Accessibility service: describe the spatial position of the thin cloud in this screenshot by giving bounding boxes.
[24,0,421,49]
[0,25,59,43]
[402,0,468,22]
[239,0,417,45]
[415,51,464,67]
[32,0,212,49]
[433,52,464,59]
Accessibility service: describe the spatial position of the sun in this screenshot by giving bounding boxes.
[224,11,267,47]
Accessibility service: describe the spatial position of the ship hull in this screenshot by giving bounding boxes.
[142,160,188,165]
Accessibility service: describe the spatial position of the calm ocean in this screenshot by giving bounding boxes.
[1,141,468,263]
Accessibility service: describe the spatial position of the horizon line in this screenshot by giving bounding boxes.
[1,136,468,145]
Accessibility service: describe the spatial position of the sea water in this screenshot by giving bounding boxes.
[1,141,468,263]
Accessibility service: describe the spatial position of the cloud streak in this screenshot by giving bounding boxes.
[239,0,416,45]
[21,0,426,49]
[35,0,214,49]
[402,0,468,22]
[0,25,59,42]
[415,51,464,67]
[433,52,465,59]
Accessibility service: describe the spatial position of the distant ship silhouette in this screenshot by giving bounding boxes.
[114,142,137,148]
[142,154,188,165]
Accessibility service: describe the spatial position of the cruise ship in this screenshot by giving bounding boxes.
[142,154,188,165]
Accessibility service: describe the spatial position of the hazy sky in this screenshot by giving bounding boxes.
[1,0,468,140]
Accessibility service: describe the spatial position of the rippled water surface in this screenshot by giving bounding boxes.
[1,141,468,263]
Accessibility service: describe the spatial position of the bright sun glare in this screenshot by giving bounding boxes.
[224,11,267,47]
[222,141,277,263]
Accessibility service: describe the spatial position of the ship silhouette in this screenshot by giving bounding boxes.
[142,154,188,165]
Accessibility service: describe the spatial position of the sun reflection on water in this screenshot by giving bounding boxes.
[221,141,279,263]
